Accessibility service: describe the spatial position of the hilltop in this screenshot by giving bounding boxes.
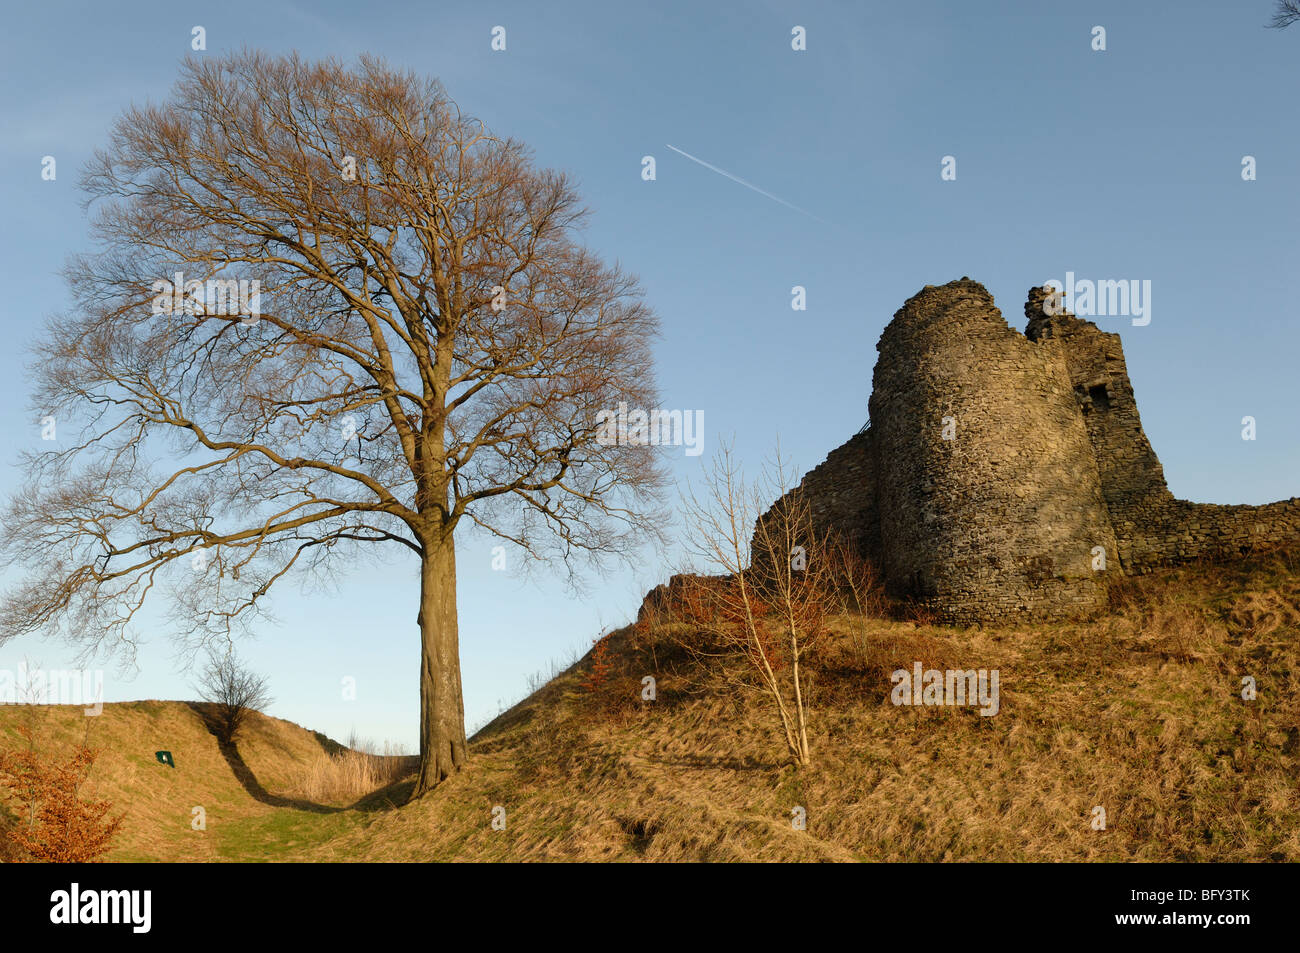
[1,546,1297,862]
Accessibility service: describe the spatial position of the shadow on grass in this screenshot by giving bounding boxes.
[351,775,418,811]
[183,704,479,813]
[186,702,418,814]
[310,730,347,757]
[186,702,344,814]
[637,751,775,772]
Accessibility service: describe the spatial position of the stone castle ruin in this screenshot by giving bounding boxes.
[766,278,1300,624]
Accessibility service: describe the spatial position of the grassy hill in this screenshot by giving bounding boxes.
[2,547,1298,862]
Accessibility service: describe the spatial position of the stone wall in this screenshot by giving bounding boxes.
[751,278,1300,625]
[1026,285,1300,572]
[867,280,1115,623]
[779,429,877,560]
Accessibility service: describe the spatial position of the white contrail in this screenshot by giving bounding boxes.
[665,144,830,224]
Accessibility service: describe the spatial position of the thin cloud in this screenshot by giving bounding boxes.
[665,144,830,224]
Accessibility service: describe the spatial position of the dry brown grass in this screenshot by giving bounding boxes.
[286,733,416,805]
[2,548,1296,862]
[369,547,1296,862]
[0,702,369,861]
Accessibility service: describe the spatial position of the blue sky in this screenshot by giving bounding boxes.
[0,0,1296,748]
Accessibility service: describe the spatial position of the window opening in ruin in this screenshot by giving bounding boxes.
[1088,384,1110,411]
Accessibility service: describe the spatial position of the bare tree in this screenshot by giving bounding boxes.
[677,445,839,767]
[0,52,665,795]
[194,652,274,745]
[1270,1,1300,28]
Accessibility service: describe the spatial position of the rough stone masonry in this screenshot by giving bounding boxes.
[761,278,1300,625]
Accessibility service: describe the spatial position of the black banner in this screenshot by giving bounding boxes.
[0,861,1282,940]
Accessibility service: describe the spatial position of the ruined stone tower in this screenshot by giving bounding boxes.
[764,278,1300,624]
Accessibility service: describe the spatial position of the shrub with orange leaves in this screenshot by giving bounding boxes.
[0,725,123,862]
[581,633,616,695]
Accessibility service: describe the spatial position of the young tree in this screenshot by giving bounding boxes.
[678,446,839,767]
[195,651,274,745]
[0,52,665,795]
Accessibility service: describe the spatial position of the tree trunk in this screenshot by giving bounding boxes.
[412,530,467,796]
